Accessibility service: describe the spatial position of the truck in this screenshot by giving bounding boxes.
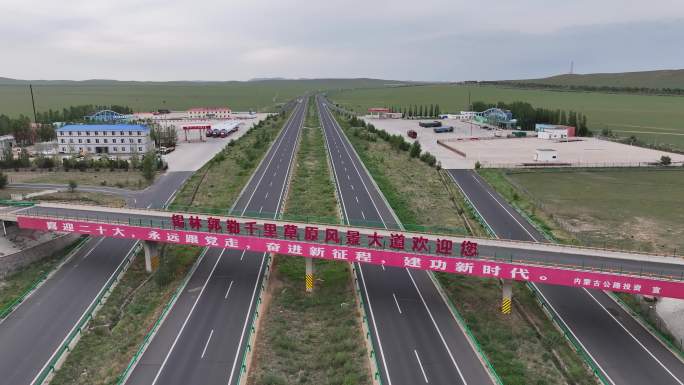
[419,121,442,128]
[407,130,417,139]
[433,126,454,133]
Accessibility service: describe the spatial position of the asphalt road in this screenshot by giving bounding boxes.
[448,169,684,385]
[124,96,307,385]
[318,96,494,385]
[0,171,191,385]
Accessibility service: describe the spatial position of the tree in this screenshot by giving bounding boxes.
[142,150,157,181]
[130,152,140,169]
[434,104,441,117]
[409,141,422,158]
[661,155,672,166]
[36,125,56,142]
[429,104,434,118]
[418,105,424,118]
[0,172,7,189]
[560,110,567,125]
[68,180,77,192]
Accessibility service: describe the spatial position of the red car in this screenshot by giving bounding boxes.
[407,130,417,139]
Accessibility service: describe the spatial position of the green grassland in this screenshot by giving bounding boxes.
[329,84,684,150]
[0,78,406,117]
[481,168,684,254]
[512,69,684,90]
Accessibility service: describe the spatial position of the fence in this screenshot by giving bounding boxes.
[481,161,682,169]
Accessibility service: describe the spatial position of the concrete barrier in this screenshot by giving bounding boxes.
[0,233,81,278]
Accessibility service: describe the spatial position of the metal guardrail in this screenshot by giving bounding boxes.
[350,264,385,385]
[453,176,611,385]
[33,242,142,385]
[0,237,88,320]
[116,247,209,384]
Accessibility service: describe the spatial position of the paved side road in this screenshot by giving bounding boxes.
[319,96,494,385]
[448,169,684,385]
[0,171,191,385]
[124,97,307,385]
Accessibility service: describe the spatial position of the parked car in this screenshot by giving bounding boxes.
[206,128,213,137]
[433,126,454,133]
[419,121,442,128]
[219,129,228,138]
[407,130,417,139]
[212,128,221,137]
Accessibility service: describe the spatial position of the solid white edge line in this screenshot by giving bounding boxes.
[227,252,267,385]
[584,289,684,385]
[150,248,226,385]
[31,240,139,385]
[414,349,429,383]
[407,269,468,385]
[201,329,214,359]
[449,170,617,384]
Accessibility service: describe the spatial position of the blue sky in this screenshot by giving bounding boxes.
[2,0,683,81]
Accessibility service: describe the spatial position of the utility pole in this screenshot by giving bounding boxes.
[29,84,38,123]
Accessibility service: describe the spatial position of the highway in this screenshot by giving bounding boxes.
[318,96,494,385]
[0,171,191,385]
[124,96,307,385]
[448,169,684,385]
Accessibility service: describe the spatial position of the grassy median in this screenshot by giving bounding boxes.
[50,244,201,385]
[170,112,288,213]
[5,169,152,190]
[335,113,598,385]
[247,103,370,385]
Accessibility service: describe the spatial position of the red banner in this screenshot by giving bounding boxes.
[17,216,684,299]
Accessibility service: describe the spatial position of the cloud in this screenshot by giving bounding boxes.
[0,0,683,80]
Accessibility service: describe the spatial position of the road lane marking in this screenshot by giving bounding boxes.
[259,206,263,213]
[361,211,366,220]
[407,269,468,385]
[350,184,354,190]
[151,249,225,385]
[224,280,234,299]
[392,293,402,314]
[240,249,246,261]
[346,174,350,180]
[414,350,429,383]
[355,196,359,203]
[449,172,616,385]
[201,329,214,359]
[264,192,269,199]
[584,289,684,385]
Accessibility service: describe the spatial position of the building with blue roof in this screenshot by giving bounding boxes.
[57,124,153,156]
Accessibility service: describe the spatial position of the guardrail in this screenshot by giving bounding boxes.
[0,236,88,320]
[33,241,142,385]
[452,174,612,385]
[116,247,209,384]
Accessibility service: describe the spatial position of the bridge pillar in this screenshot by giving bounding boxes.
[501,280,513,315]
[305,257,314,293]
[143,240,160,273]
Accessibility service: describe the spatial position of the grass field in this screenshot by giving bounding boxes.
[329,84,684,150]
[480,168,684,254]
[512,69,684,90]
[0,78,405,117]
[247,101,370,385]
[6,169,153,190]
[335,113,596,384]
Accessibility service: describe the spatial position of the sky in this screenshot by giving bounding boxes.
[2,0,684,81]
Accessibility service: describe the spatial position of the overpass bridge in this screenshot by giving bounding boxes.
[3,201,684,302]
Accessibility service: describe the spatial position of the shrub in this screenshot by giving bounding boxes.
[660,155,672,165]
[68,180,77,192]
[0,172,7,189]
[475,161,481,169]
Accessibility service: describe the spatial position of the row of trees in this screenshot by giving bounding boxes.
[487,81,684,96]
[471,100,591,136]
[387,104,442,118]
[348,116,438,167]
[35,104,134,124]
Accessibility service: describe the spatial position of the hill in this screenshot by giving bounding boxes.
[508,69,684,90]
[0,78,410,117]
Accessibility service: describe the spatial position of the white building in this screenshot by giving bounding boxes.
[538,128,569,140]
[0,135,16,159]
[187,107,231,120]
[534,148,559,162]
[459,111,478,120]
[57,124,154,156]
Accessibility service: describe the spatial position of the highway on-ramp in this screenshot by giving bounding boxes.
[318,96,494,385]
[448,169,684,385]
[124,97,307,385]
[0,171,191,385]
